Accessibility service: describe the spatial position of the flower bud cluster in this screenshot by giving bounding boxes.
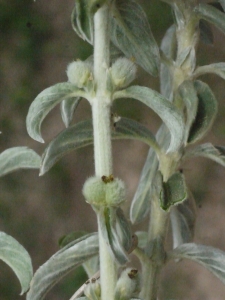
[82,175,126,207]
[66,60,93,88]
[110,57,137,89]
[115,268,140,300]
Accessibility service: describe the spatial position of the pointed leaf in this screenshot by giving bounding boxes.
[71,0,106,43]
[40,117,160,175]
[115,208,133,253]
[98,207,129,265]
[26,82,85,143]
[110,0,160,76]
[0,232,33,294]
[188,80,218,144]
[194,63,225,80]
[184,143,225,167]
[113,117,161,153]
[178,80,198,143]
[60,97,81,127]
[113,86,185,152]
[160,25,176,98]
[130,125,170,224]
[170,199,196,249]
[169,243,225,285]
[160,172,188,211]
[194,4,225,35]
[27,233,98,300]
[0,147,41,177]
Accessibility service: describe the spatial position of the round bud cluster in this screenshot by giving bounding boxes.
[115,268,140,300]
[82,176,126,207]
[66,60,93,88]
[111,57,137,89]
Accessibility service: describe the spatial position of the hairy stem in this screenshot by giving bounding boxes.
[92,5,117,300]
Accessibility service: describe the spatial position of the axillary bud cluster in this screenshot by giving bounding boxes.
[82,175,126,207]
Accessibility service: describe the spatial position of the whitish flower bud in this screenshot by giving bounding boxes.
[115,268,140,300]
[66,60,92,88]
[84,278,101,300]
[105,178,126,206]
[82,176,106,206]
[111,57,137,89]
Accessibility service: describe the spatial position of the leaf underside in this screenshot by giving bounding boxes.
[0,232,33,294]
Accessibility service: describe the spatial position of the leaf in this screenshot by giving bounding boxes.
[199,20,214,45]
[110,0,160,76]
[160,25,176,98]
[71,0,106,44]
[169,243,225,285]
[0,231,33,294]
[194,4,225,35]
[27,233,98,300]
[60,97,81,127]
[135,231,148,249]
[194,63,225,80]
[188,80,218,144]
[115,208,133,253]
[178,80,198,143]
[113,117,161,153]
[184,143,225,167]
[113,86,185,153]
[98,207,129,265]
[0,147,41,177]
[160,172,188,211]
[170,197,196,248]
[130,125,170,224]
[40,117,160,175]
[58,231,88,248]
[26,82,85,143]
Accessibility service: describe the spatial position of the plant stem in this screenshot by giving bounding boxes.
[92,5,117,300]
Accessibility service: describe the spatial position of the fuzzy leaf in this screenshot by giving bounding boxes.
[160,25,176,98]
[0,147,41,177]
[184,143,225,167]
[113,86,185,152]
[110,0,160,76]
[194,63,225,80]
[135,231,148,249]
[188,81,218,144]
[130,125,170,224]
[0,232,33,294]
[40,118,160,175]
[169,243,225,285]
[98,207,129,265]
[60,97,81,127]
[71,0,106,43]
[194,4,225,34]
[199,20,214,45]
[178,80,198,143]
[26,82,85,143]
[170,199,196,248]
[160,172,188,211]
[27,233,98,300]
[115,208,133,253]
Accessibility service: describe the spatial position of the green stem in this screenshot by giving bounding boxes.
[92,5,117,300]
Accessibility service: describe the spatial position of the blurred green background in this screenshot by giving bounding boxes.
[1,0,225,299]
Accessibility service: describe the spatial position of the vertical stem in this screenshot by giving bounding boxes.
[92,5,117,300]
